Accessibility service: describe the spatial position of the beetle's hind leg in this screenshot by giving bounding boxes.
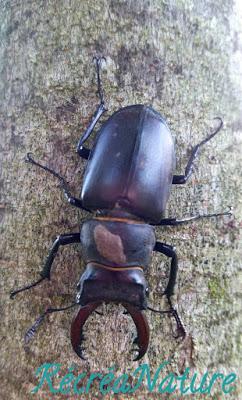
[172,117,223,184]
[10,233,80,299]
[152,241,186,339]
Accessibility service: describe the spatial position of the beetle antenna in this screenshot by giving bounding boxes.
[25,153,73,201]
[25,303,78,345]
[25,153,90,211]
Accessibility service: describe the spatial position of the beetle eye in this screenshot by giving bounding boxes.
[145,288,149,297]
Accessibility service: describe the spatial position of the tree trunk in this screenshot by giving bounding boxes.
[1,1,241,399]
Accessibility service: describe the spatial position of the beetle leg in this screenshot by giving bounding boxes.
[25,153,90,211]
[167,298,186,339]
[154,241,178,298]
[123,303,150,361]
[155,206,232,226]
[76,57,107,158]
[24,303,77,345]
[71,302,101,360]
[172,117,223,184]
[10,233,80,299]
[10,276,46,299]
[153,241,186,339]
[147,304,186,340]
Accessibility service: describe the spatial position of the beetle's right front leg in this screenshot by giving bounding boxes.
[10,233,80,299]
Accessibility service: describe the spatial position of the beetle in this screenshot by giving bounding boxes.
[10,57,231,360]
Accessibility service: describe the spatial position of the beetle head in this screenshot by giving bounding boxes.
[71,263,150,360]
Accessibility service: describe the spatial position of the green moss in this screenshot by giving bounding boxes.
[208,278,227,300]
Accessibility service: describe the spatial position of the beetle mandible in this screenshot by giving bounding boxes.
[10,57,231,360]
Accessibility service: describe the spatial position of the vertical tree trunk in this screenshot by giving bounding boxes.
[1,1,241,399]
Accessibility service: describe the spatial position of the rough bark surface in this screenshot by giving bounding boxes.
[0,0,241,399]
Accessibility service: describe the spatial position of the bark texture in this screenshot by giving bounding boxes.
[0,0,241,399]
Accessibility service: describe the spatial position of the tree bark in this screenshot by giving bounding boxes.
[1,0,241,399]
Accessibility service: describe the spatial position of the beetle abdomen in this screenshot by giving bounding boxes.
[81,105,175,223]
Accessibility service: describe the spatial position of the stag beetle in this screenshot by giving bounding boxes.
[10,57,231,361]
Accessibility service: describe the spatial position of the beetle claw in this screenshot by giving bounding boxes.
[25,152,34,163]
[173,325,186,340]
[168,305,186,341]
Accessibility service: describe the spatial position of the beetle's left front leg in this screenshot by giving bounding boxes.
[153,241,185,338]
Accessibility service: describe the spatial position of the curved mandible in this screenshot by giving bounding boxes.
[123,303,150,361]
[71,302,101,359]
